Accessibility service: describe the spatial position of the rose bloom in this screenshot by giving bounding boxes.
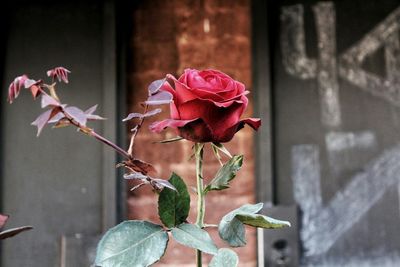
[150,69,261,143]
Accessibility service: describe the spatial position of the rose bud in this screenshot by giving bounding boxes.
[150,69,261,143]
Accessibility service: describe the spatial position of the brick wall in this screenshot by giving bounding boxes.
[127,0,257,266]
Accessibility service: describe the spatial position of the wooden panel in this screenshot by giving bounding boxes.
[255,0,400,265]
[0,1,118,266]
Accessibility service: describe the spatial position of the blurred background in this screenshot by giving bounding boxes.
[1,0,400,266]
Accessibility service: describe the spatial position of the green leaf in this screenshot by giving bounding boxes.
[218,203,263,247]
[95,220,168,267]
[236,214,291,229]
[171,223,218,255]
[158,173,190,228]
[205,155,243,193]
[209,248,239,267]
[219,203,291,248]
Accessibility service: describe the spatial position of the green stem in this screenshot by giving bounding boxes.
[194,143,205,267]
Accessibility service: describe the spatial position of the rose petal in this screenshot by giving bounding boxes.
[215,118,262,143]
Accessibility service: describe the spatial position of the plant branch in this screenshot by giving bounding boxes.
[39,86,132,160]
[127,104,148,156]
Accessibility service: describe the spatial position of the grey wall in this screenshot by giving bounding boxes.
[1,1,118,266]
[255,0,400,266]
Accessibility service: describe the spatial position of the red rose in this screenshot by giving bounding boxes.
[150,69,261,143]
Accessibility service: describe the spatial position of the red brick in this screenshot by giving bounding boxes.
[126,0,257,265]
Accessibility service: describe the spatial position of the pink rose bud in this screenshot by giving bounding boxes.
[150,69,261,143]
[8,75,28,104]
[46,67,71,83]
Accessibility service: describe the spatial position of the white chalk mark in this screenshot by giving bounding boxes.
[292,144,400,258]
[281,3,341,128]
[339,6,400,106]
[281,5,317,79]
[325,131,376,152]
[313,2,341,127]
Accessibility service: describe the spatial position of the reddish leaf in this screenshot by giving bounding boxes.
[31,107,62,136]
[145,91,173,106]
[148,78,166,96]
[0,226,33,240]
[8,75,28,103]
[47,67,71,83]
[24,79,43,99]
[0,214,9,230]
[122,108,162,122]
[123,159,157,175]
[41,94,60,108]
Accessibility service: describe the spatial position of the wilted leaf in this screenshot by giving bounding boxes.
[122,108,162,122]
[148,78,166,95]
[205,155,243,193]
[145,91,173,105]
[95,220,168,267]
[171,223,218,255]
[209,248,239,267]
[152,179,177,191]
[158,173,190,228]
[0,226,33,240]
[124,159,157,175]
[0,214,9,230]
[123,172,148,180]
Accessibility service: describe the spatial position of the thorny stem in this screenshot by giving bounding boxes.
[194,143,205,267]
[39,86,132,160]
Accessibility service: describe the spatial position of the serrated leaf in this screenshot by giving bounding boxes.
[0,226,33,240]
[236,214,291,229]
[218,203,263,247]
[95,220,168,267]
[171,223,218,255]
[205,155,243,193]
[158,173,190,228]
[209,248,239,267]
